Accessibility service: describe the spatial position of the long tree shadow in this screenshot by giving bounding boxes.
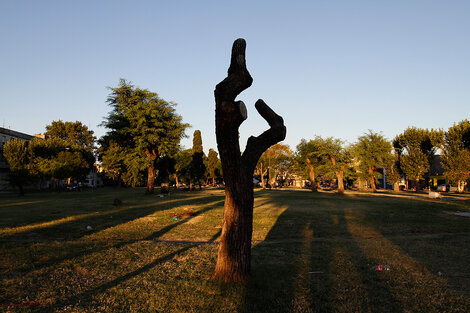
[239,190,403,313]
[1,193,225,279]
[44,230,221,312]
[0,190,223,241]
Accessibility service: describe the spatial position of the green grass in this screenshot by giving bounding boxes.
[1,187,470,312]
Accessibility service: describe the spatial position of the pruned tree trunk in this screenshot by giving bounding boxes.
[305,158,317,192]
[212,39,286,282]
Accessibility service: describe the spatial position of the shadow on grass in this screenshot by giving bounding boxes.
[44,230,221,312]
[239,191,404,313]
[0,190,223,240]
[1,193,224,278]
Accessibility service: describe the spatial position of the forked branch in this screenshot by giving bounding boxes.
[242,99,286,170]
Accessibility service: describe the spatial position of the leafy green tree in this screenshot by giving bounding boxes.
[100,79,189,193]
[294,138,324,191]
[174,149,192,188]
[394,127,440,191]
[352,130,392,192]
[316,137,351,194]
[255,153,269,189]
[386,141,403,192]
[45,120,95,151]
[3,139,30,195]
[189,130,206,190]
[441,120,470,192]
[28,137,94,189]
[207,148,219,186]
[101,141,126,184]
[257,143,292,188]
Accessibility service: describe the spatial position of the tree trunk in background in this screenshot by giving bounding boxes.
[270,170,279,188]
[306,158,317,192]
[394,182,400,192]
[145,148,158,194]
[331,157,344,195]
[212,39,286,282]
[174,174,180,189]
[261,167,267,190]
[368,167,377,192]
[146,161,156,194]
[336,169,344,195]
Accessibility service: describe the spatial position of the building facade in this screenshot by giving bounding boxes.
[0,127,36,191]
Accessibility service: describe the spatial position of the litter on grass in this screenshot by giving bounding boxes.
[371,265,391,271]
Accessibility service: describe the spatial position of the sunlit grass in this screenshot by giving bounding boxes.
[0,187,469,312]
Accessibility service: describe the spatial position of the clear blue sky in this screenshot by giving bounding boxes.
[1,1,469,153]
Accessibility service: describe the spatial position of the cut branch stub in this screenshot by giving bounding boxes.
[215,38,253,103]
[242,99,286,171]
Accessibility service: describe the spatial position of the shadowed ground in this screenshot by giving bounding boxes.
[1,188,469,312]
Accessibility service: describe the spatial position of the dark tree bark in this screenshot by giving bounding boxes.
[212,39,286,282]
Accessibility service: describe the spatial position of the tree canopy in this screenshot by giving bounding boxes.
[207,148,219,186]
[294,138,325,191]
[441,120,470,192]
[394,127,440,190]
[189,130,206,190]
[352,130,392,192]
[45,120,95,151]
[100,79,189,193]
[316,137,351,194]
[2,139,30,195]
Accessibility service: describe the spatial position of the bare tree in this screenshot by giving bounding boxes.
[212,39,286,282]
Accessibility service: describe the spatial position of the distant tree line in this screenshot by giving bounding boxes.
[3,121,95,195]
[3,79,469,195]
[289,121,470,193]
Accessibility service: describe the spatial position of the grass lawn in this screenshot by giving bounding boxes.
[1,187,470,312]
